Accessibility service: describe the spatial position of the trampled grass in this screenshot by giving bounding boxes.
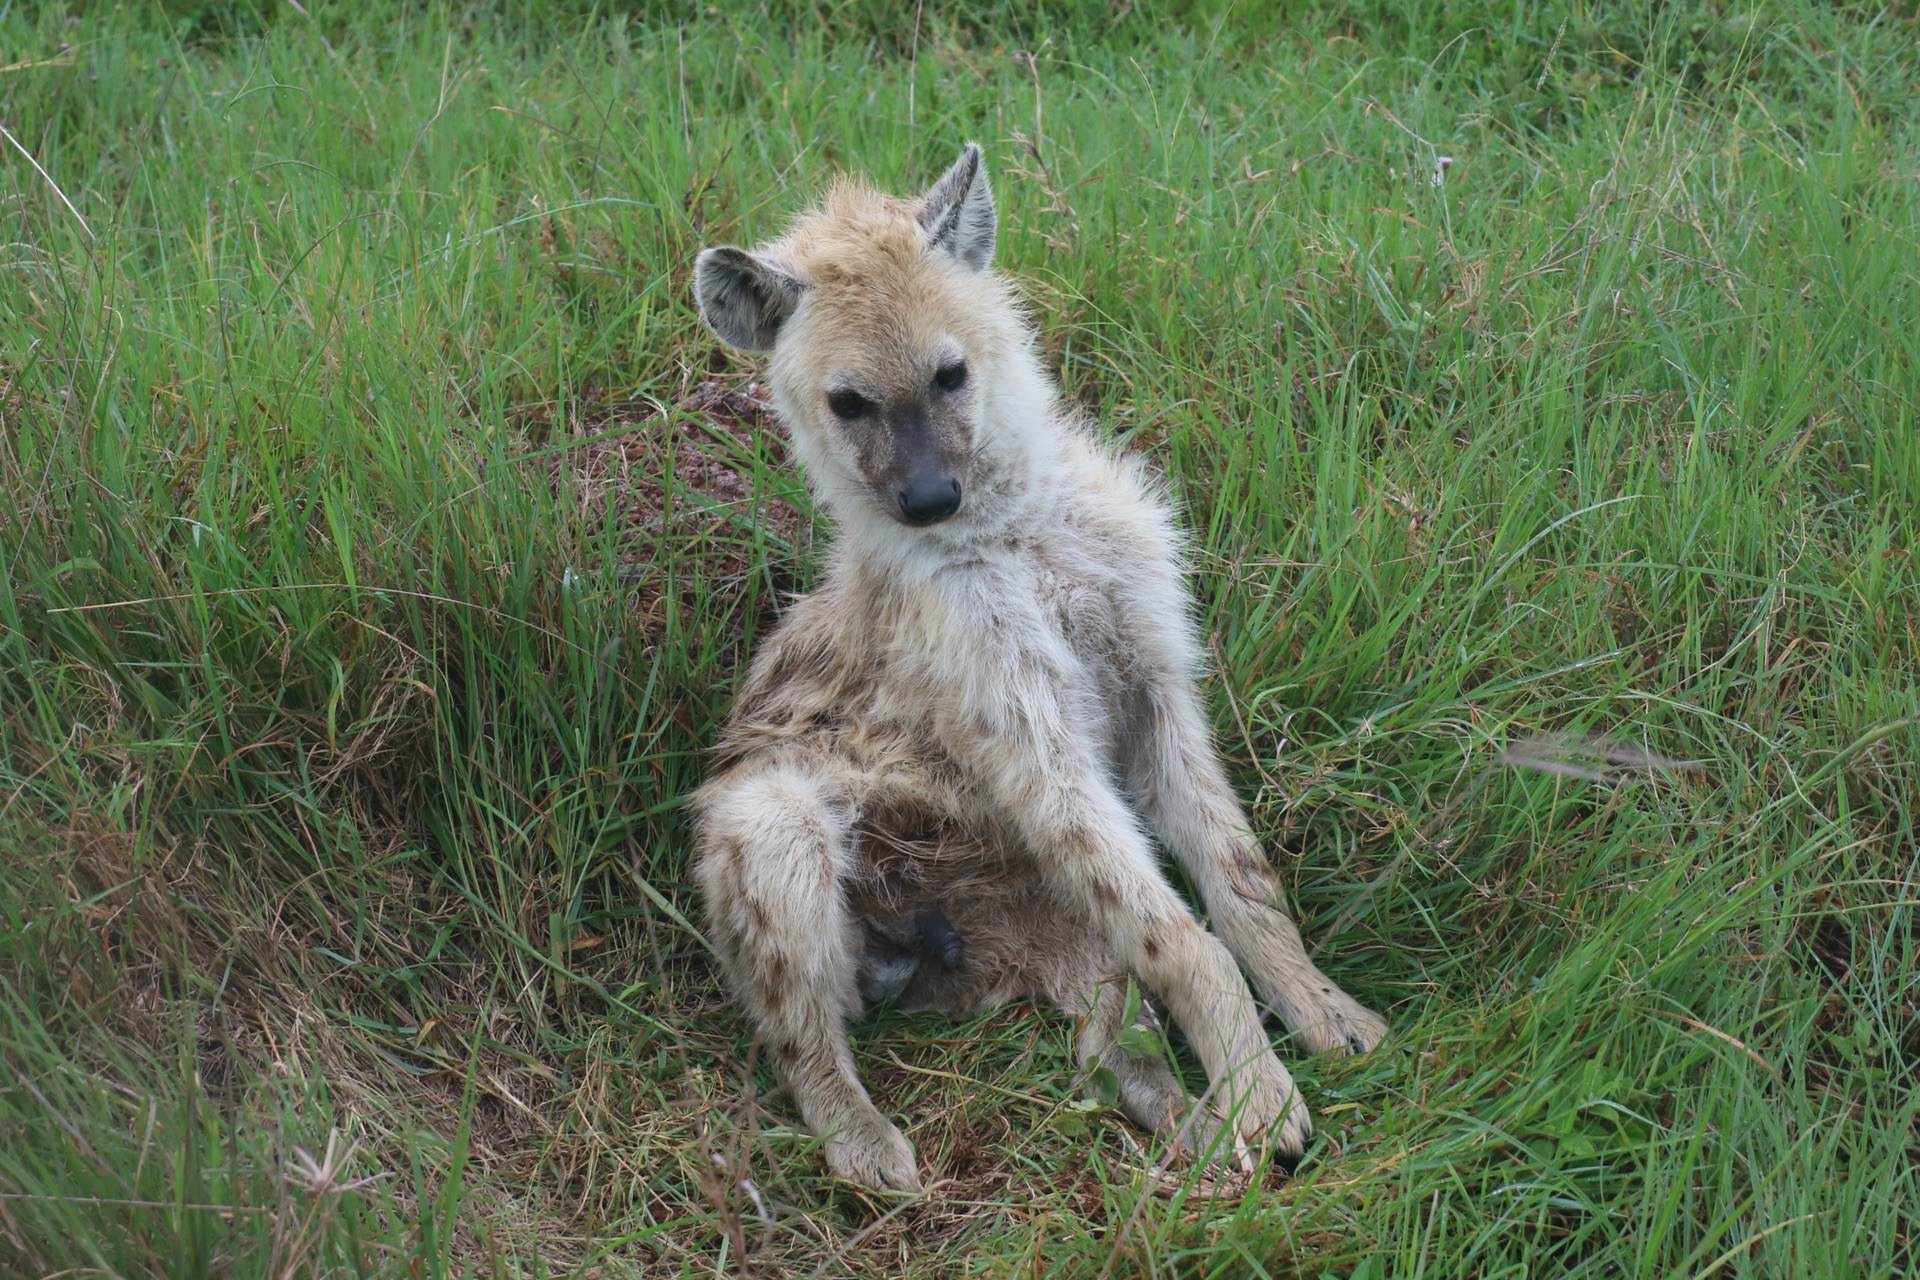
[1,1,1915,1275]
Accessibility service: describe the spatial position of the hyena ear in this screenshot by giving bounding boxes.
[694,245,805,352]
[918,142,996,272]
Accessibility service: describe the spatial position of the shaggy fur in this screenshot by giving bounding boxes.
[689,144,1387,1191]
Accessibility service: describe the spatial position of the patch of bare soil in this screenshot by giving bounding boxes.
[548,379,811,643]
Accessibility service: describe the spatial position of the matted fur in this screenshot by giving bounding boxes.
[689,145,1386,1191]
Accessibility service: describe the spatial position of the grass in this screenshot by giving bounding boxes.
[1,0,1916,1274]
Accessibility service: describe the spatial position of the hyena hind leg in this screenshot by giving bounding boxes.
[693,764,921,1192]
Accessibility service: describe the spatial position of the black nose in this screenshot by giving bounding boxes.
[897,476,962,525]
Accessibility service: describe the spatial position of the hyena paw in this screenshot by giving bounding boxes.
[1233,908,1389,1056]
[1166,1103,1312,1178]
[1287,986,1389,1058]
[823,1108,922,1193]
[1261,1084,1315,1171]
[1217,1055,1313,1171]
[1166,1105,1227,1164]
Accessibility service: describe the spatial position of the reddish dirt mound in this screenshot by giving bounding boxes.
[550,380,811,641]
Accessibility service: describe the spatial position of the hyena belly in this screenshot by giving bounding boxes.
[844,803,1121,1020]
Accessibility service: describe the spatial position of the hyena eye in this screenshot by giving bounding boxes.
[933,361,967,392]
[827,389,872,420]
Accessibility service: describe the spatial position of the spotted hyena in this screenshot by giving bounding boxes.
[689,144,1386,1191]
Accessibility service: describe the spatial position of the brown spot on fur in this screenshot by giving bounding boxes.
[747,899,772,932]
[1231,848,1272,900]
[762,985,784,1015]
[1142,934,1161,962]
[775,1041,799,1065]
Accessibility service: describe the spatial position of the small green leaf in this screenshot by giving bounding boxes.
[1087,1064,1122,1107]
[1050,1110,1089,1138]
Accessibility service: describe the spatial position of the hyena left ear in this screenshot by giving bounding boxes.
[918,142,996,272]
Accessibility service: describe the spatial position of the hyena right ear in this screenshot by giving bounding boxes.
[694,246,805,352]
[918,142,996,272]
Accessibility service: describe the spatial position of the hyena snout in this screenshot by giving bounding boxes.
[898,472,962,525]
[880,404,968,526]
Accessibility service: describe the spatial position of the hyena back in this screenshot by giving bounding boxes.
[689,144,1386,1191]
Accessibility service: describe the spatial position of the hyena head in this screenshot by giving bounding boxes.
[695,144,1037,532]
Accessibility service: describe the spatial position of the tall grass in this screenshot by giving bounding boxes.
[1,1,1915,1275]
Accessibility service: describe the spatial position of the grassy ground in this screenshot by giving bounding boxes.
[2,0,1917,1275]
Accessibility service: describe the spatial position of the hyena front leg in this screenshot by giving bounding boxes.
[927,590,1307,1159]
[1127,687,1389,1056]
[974,747,1312,1160]
[691,763,921,1192]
